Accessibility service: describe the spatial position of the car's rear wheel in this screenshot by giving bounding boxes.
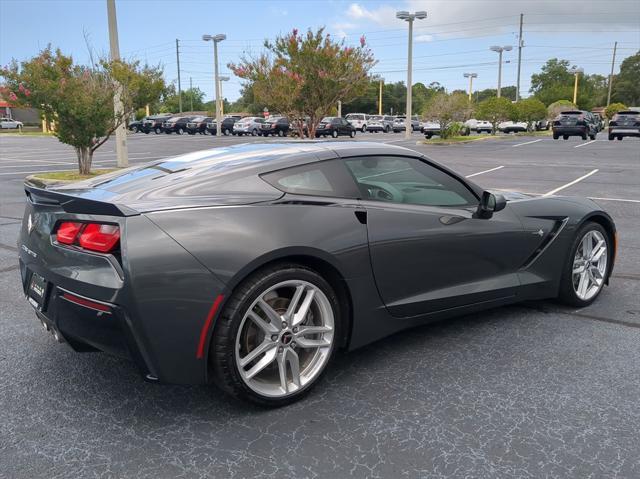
[558,222,611,307]
[553,133,559,140]
[350,130,356,138]
[617,136,623,141]
[154,127,162,134]
[177,128,184,135]
[361,125,367,133]
[589,133,596,140]
[211,264,340,406]
[252,129,258,136]
[278,129,284,137]
[563,135,568,140]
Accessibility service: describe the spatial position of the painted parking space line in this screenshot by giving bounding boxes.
[574,140,598,148]
[542,169,599,196]
[590,197,640,204]
[512,139,542,148]
[465,165,504,178]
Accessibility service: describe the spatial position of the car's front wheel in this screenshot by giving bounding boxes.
[350,129,356,138]
[558,222,611,307]
[211,264,340,406]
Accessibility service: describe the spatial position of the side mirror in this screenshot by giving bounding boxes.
[476,191,506,219]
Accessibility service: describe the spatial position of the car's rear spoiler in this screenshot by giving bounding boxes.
[24,183,140,217]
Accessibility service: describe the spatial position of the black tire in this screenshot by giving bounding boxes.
[144,130,150,134]
[154,127,162,134]
[165,130,171,134]
[553,133,559,140]
[608,134,614,141]
[361,125,367,133]
[188,131,195,135]
[617,136,622,141]
[252,129,258,136]
[350,129,356,138]
[558,222,611,307]
[589,133,596,140]
[331,130,338,138]
[278,129,284,137]
[385,126,391,133]
[223,128,230,136]
[581,132,587,140]
[210,263,341,407]
[425,133,433,139]
[563,135,569,140]
[133,126,140,133]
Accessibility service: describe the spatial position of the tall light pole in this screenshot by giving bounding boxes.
[202,33,226,137]
[106,0,128,168]
[378,78,383,115]
[396,10,427,139]
[463,73,477,101]
[218,75,229,116]
[569,67,584,105]
[490,45,512,98]
[607,42,618,106]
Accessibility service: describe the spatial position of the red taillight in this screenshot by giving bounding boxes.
[62,292,112,313]
[56,222,83,244]
[78,223,120,253]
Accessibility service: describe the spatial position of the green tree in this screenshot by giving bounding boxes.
[160,85,205,113]
[547,99,576,119]
[229,27,376,138]
[422,92,473,138]
[476,86,516,103]
[612,51,640,106]
[514,98,547,130]
[1,46,165,174]
[476,97,515,134]
[530,58,574,106]
[605,102,627,120]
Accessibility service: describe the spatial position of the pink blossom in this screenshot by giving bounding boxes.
[8,91,17,101]
[360,35,366,47]
[24,88,31,97]
[18,83,25,92]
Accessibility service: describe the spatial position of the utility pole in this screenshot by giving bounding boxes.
[176,39,182,112]
[516,13,523,102]
[189,77,193,111]
[396,10,427,139]
[337,100,342,117]
[378,79,383,115]
[463,73,477,101]
[106,0,128,168]
[607,41,618,106]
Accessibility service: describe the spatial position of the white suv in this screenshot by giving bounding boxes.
[0,117,23,129]
[345,113,368,133]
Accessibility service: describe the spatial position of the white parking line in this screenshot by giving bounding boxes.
[574,140,597,148]
[512,139,542,147]
[543,169,599,196]
[465,165,504,178]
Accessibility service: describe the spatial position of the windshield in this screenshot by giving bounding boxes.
[321,117,335,122]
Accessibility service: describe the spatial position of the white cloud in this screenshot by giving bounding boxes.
[342,0,640,37]
[415,34,433,43]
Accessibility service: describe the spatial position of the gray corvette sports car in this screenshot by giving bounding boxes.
[19,142,616,406]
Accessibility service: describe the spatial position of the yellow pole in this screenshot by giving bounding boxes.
[145,104,150,116]
[42,119,48,133]
[573,72,579,105]
[378,79,383,115]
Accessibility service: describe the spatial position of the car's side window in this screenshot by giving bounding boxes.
[262,160,360,198]
[345,156,477,207]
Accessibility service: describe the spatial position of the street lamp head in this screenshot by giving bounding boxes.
[219,76,230,81]
[463,72,478,78]
[504,45,513,51]
[396,11,410,20]
[202,34,212,41]
[213,34,227,42]
[490,45,501,52]
[414,11,427,19]
[570,67,584,74]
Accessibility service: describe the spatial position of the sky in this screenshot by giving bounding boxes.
[1,0,639,103]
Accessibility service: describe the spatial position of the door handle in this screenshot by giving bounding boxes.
[439,215,465,225]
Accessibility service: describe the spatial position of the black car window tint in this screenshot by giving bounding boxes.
[345,156,477,207]
[262,160,360,198]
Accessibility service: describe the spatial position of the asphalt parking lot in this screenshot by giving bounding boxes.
[1,131,639,478]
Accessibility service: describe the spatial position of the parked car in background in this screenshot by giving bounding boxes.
[127,118,144,133]
[0,117,24,129]
[552,110,598,140]
[206,117,237,136]
[260,116,290,137]
[393,116,421,132]
[233,117,265,136]
[345,113,368,133]
[465,119,492,133]
[498,121,528,134]
[186,116,213,135]
[422,121,470,139]
[592,113,604,132]
[315,117,356,138]
[163,116,197,135]
[142,114,172,134]
[608,110,640,141]
[367,115,393,133]
[289,117,310,137]
[535,119,550,131]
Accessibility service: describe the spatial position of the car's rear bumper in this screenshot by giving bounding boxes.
[553,126,587,135]
[609,127,640,137]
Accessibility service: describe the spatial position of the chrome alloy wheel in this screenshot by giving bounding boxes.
[235,280,334,398]
[572,230,608,301]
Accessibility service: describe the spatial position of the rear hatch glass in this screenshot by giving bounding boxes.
[558,112,582,125]
[614,112,639,124]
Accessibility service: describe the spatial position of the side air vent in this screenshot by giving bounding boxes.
[520,217,569,269]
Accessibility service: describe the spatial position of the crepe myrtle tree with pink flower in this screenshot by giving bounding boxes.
[1,46,165,175]
[229,27,376,139]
